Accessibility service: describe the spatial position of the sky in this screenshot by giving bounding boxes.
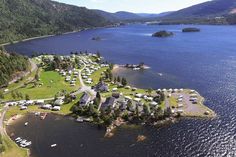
[55,0,210,13]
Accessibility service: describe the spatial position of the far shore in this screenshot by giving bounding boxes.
[0,24,120,47]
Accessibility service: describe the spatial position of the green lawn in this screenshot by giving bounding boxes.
[5,93,83,120]
[1,63,37,95]
[1,134,28,157]
[85,67,108,86]
[169,96,178,107]
[4,69,80,101]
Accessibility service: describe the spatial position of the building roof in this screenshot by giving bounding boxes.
[80,92,90,104]
[101,97,116,109]
[95,81,108,92]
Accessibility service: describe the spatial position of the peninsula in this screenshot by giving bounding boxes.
[0,52,216,155]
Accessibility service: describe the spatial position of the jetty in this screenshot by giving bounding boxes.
[40,113,47,120]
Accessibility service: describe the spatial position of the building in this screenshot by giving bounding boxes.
[94,81,109,92]
[54,99,64,106]
[101,97,116,111]
[52,106,61,111]
[79,92,91,107]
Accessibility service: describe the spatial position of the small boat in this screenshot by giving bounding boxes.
[15,137,21,141]
[76,117,83,123]
[35,112,40,116]
[16,139,23,143]
[20,140,27,144]
[20,141,32,148]
[24,122,28,126]
[51,144,57,147]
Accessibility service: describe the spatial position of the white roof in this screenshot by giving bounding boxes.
[135,93,143,98]
[150,101,158,105]
[134,98,141,102]
[125,96,132,100]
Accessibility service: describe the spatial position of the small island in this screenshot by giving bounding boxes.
[182,28,200,32]
[152,31,174,38]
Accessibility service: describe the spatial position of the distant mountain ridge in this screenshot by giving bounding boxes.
[161,0,236,24]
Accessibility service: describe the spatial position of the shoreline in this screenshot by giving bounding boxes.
[0,24,120,47]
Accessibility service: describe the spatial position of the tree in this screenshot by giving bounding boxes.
[117,76,121,82]
[11,91,16,99]
[25,94,30,100]
[96,51,101,58]
[121,77,127,86]
[64,94,72,104]
[0,46,6,52]
[96,92,101,100]
[0,91,4,99]
[109,63,114,70]
[147,88,153,96]
[89,103,96,115]
[143,104,151,116]
[35,72,39,81]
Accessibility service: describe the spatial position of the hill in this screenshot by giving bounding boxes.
[0,47,29,87]
[0,0,111,44]
[94,10,144,21]
[161,0,236,24]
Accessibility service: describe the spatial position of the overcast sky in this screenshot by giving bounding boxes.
[55,0,210,13]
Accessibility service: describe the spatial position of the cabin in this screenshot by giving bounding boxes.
[112,93,120,98]
[135,93,143,98]
[41,104,52,110]
[20,106,27,110]
[101,97,116,111]
[79,92,91,107]
[54,99,64,106]
[94,81,109,92]
[36,100,44,105]
[25,100,34,106]
[52,106,61,111]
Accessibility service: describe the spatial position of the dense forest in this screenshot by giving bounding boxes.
[0,0,111,44]
[0,47,29,87]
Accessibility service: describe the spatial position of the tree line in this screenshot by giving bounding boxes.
[0,47,29,87]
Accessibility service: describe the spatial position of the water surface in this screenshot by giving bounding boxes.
[6,24,236,156]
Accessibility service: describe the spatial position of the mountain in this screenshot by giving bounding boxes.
[161,0,236,24]
[0,0,111,44]
[94,10,148,21]
[113,11,142,20]
[137,12,173,18]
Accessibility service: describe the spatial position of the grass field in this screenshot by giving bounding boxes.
[84,67,108,86]
[5,93,83,120]
[0,134,28,157]
[4,69,80,100]
[1,63,37,95]
[169,96,178,107]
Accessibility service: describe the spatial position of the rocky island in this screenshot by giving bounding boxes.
[182,28,200,32]
[152,31,174,37]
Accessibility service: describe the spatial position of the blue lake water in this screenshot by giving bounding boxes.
[6,24,236,156]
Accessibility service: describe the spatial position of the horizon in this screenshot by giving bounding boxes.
[55,0,211,14]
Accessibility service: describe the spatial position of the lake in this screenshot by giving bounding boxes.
[6,24,236,156]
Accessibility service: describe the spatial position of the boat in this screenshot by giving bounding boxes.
[51,144,57,147]
[76,117,83,122]
[15,137,21,141]
[20,141,32,148]
[35,112,40,116]
[20,140,27,144]
[24,122,28,126]
[16,138,23,143]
